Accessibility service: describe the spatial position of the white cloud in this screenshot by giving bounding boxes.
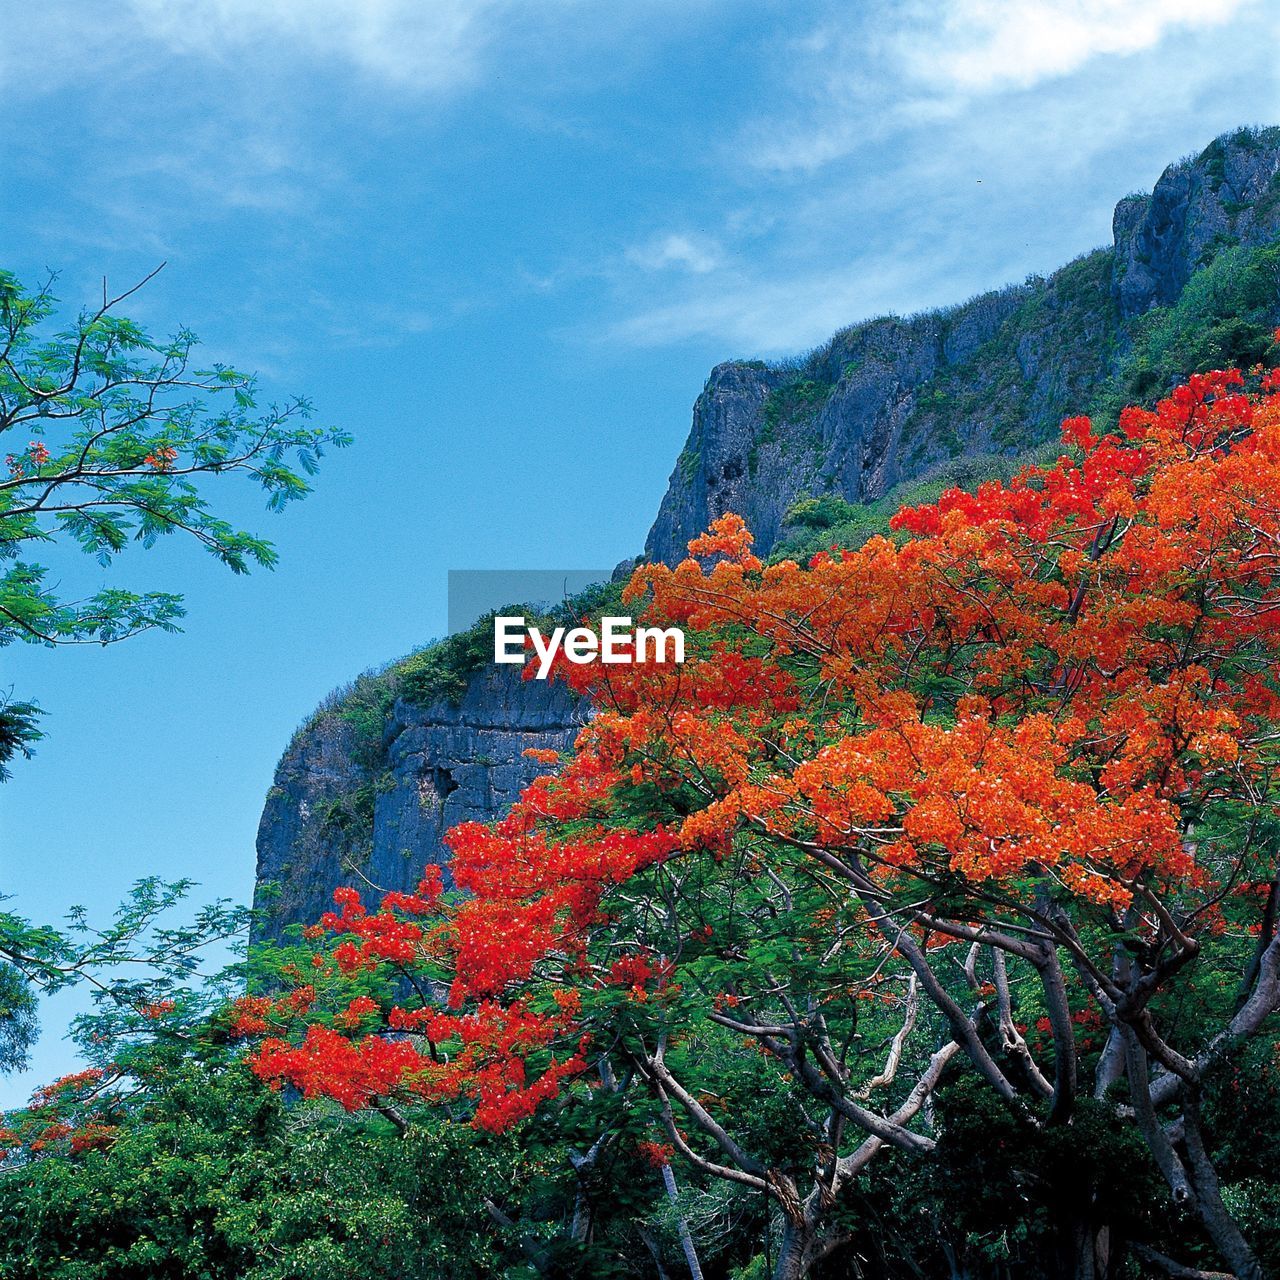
[625,232,724,274]
[744,0,1257,174]
[907,0,1251,94]
[605,256,931,354]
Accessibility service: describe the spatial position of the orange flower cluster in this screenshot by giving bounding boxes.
[1,1069,120,1161]
[228,985,315,1038]
[143,444,178,471]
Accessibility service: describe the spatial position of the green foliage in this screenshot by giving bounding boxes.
[0,267,346,798]
[922,1081,1163,1274]
[0,961,37,1073]
[0,268,348,654]
[0,1061,530,1280]
[760,379,830,434]
[0,694,42,781]
[1193,1039,1280,1274]
[1105,243,1280,413]
[1200,137,1229,192]
[781,493,862,531]
[0,878,249,1079]
[393,620,503,710]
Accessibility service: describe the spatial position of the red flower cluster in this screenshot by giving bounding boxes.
[637,1139,675,1168]
[144,444,178,471]
[253,1025,430,1111]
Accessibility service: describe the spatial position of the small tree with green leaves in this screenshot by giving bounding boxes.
[0,264,348,763]
[0,264,346,1066]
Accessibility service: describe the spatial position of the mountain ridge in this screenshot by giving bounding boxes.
[252,125,1280,941]
[644,125,1280,563]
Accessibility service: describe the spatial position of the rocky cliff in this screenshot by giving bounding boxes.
[254,126,1280,938]
[645,126,1280,563]
[253,663,585,942]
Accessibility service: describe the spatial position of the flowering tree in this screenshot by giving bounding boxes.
[254,367,1280,1279]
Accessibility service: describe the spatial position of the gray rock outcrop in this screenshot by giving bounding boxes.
[644,128,1280,564]
[253,666,584,941]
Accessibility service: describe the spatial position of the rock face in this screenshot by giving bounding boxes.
[255,127,1280,937]
[644,128,1280,564]
[253,667,585,941]
[1113,134,1280,318]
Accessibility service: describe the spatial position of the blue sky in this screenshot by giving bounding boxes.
[1,0,1277,1103]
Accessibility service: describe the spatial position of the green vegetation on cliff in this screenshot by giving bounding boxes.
[768,239,1280,564]
[1107,241,1280,411]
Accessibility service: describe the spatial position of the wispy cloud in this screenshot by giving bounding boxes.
[125,0,507,92]
[0,0,536,96]
[605,261,924,354]
[625,232,724,274]
[744,0,1256,174]
[0,0,722,98]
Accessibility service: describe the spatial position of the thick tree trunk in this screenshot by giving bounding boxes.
[770,1213,857,1280]
[1181,1099,1266,1280]
[1051,1219,1113,1280]
[773,1219,813,1280]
